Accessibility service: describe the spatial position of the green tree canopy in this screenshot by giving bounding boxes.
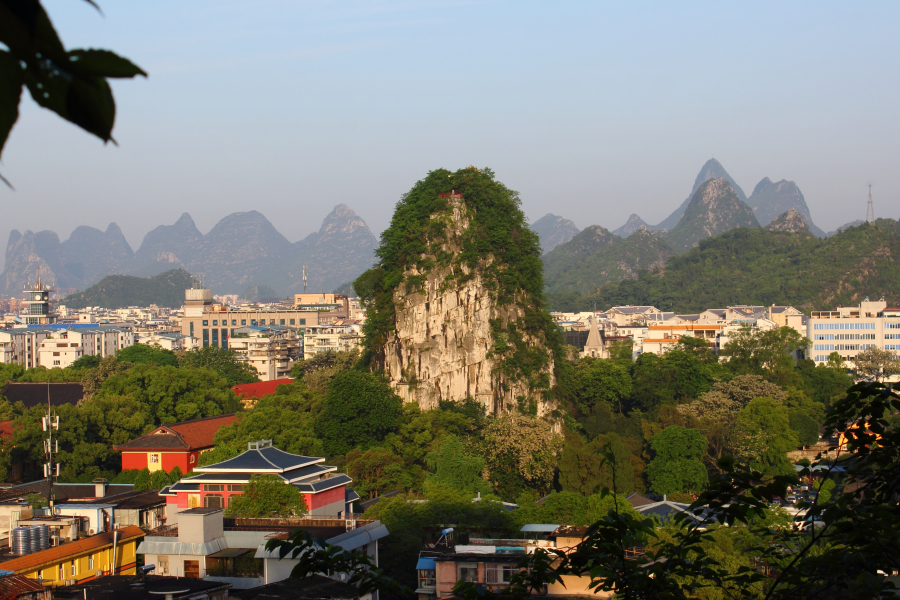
[345,448,412,501]
[572,358,632,414]
[315,371,403,456]
[558,431,635,496]
[177,346,259,386]
[116,344,178,367]
[479,414,561,501]
[789,410,820,447]
[645,426,708,495]
[424,434,493,497]
[200,383,324,466]
[734,397,798,477]
[225,474,308,518]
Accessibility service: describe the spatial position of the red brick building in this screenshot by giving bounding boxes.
[113,414,238,474]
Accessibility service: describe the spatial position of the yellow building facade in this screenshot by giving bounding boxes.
[0,525,144,587]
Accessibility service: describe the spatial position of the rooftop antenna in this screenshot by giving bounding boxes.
[866,183,875,223]
[42,384,60,509]
[303,264,307,294]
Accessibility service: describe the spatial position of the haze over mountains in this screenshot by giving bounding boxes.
[1,205,378,297]
[531,158,832,260]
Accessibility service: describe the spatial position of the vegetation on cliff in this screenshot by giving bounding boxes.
[354,167,563,401]
[548,219,900,313]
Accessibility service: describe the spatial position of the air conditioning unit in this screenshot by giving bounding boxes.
[89,529,94,535]
[96,570,102,577]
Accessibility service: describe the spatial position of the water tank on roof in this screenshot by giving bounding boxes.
[185,288,212,302]
[12,527,32,555]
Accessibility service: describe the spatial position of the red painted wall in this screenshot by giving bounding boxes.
[307,485,345,510]
[120,451,198,473]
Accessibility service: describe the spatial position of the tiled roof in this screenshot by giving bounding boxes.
[232,378,294,400]
[0,419,13,439]
[113,414,237,452]
[195,445,322,473]
[0,525,143,574]
[0,573,45,594]
[1,382,83,409]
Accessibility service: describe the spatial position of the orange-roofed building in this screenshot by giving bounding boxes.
[231,378,293,407]
[0,525,144,587]
[113,414,238,474]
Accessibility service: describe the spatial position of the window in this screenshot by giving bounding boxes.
[204,494,224,508]
[300,319,306,325]
[149,454,160,464]
[202,329,209,347]
[202,320,209,326]
[459,563,478,582]
[270,319,275,325]
[53,351,60,356]
[222,329,228,344]
[418,569,436,589]
[53,360,60,366]
[190,322,195,336]
[205,484,224,492]
[71,560,77,577]
[280,319,285,325]
[212,320,218,326]
[88,556,94,570]
[212,329,219,347]
[59,564,65,580]
[227,484,244,492]
[251,320,257,326]
[290,319,295,325]
[157,556,168,574]
[232,320,237,326]
[485,564,516,584]
[241,319,247,325]
[190,454,196,464]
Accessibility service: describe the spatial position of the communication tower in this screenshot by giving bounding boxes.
[303,264,308,294]
[867,184,875,223]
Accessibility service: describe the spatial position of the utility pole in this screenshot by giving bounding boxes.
[867,184,875,223]
[42,383,59,511]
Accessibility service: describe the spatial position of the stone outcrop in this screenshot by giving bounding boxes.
[663,178,760,253]
[749,177,825,237]
[612,213,650,237]
[765,208,811,234]
[384,193,555,415]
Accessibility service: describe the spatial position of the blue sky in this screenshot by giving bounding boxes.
[2,0,898,248]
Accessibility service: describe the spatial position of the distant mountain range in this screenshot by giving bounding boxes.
[551,218,900,314]
[664,178,759,253]
[530,214,580,254]
[621,158,826,238]
[1,205,377,297]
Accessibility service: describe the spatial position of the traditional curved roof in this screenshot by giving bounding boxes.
[194,443,323,473]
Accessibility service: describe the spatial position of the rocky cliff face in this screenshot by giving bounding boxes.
[654,158,748,231]
[612,213,650,238]
[765,208,811,234]
[749,177,825,237]
[59,223,134,285]
[130,213,203,276]
[531,213,580,254]
[664,178,759,253]
[384,193,555,414]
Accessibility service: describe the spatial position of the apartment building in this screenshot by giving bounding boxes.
[807,298,897,365]
[0,325,134,368]
[302,323,362,358]
[181,288,319,349]
[228,325,302,381]
[293,293,350,320]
